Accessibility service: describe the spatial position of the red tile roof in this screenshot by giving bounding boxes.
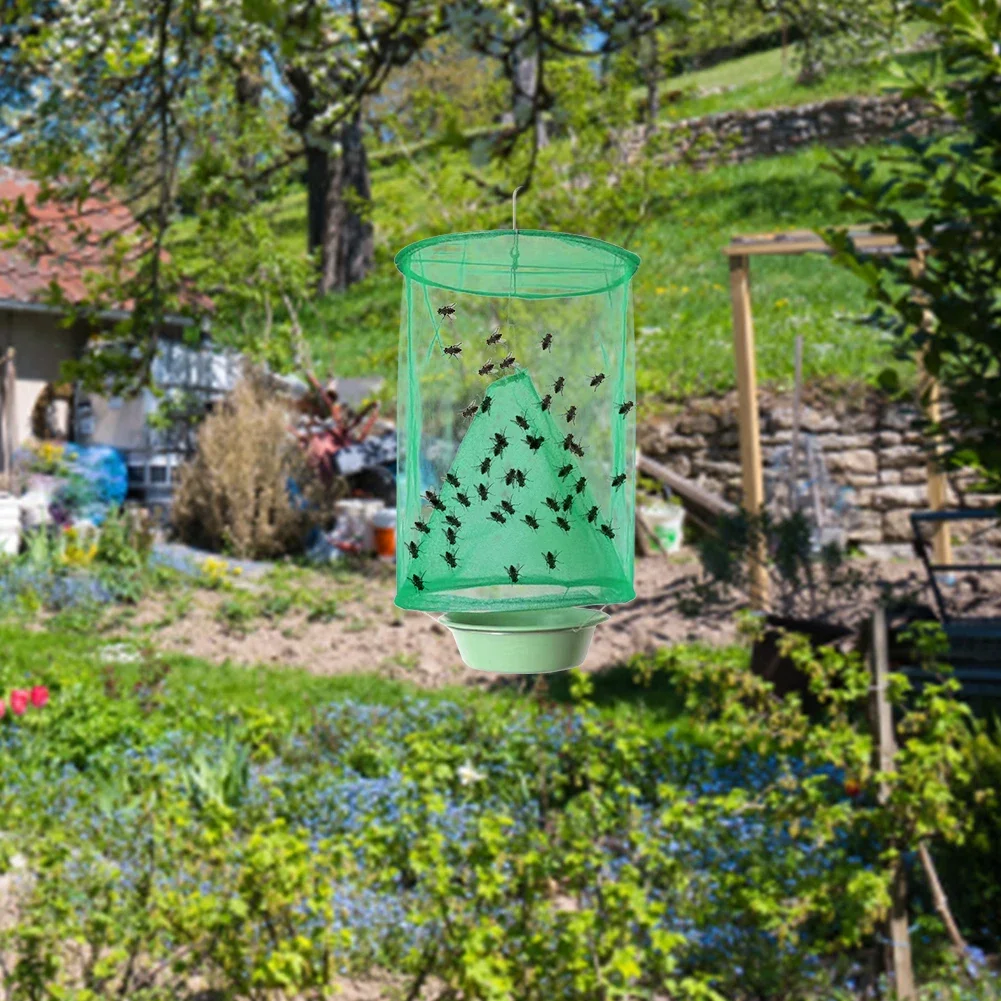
[0,168,138,307]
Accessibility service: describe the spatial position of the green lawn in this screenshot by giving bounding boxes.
[289,142,907,402]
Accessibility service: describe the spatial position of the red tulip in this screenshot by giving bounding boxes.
[30,686,49,709]
[9,690,28,716]
[0,699,5,718]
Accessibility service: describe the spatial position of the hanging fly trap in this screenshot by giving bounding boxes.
[394,226,639,674]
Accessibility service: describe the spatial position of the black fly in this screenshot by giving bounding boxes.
[478,362,495,377]
[489,510,506,525]
[540,394,552,412]
[445,472,461,488]
[558,463,574,479]
[500,355,516,370]
[600,522,615,540]
[541,332,553,351]
[480,395,493,415]
[555,516,571,533]
[456,491,471,508]
[406,540,423,559]
[444,526,458,546]
[506,564,524,583]
[414,519,430,534]
[461,402,479,419]
[444,343,462,357]
[410,571,427,591]
[445,513,462,528]
[561,434,576,452]
[425,489,445,511]
[513,414,530,430]
[575,476,587,494]
[505,468,518,486]
[612,473,627,488]
[500,499,515,516]
[492,431,509,456]
[564,406,577,424]
[524,512,540,530]
[524,434,544,451]
[515,469,526,488]
[477,482,490,501]
[486,327,503,345]
[479,456,492,475]
[545,496,560,512]
[586,505,599,523]
[437,303,456,322]
[544,551,559,570]
[561,494,574,512]
[590,372,606,389]
[569,441,584,458]
[618,400,635,415]
[442,551,459,568]
[553,376,565,394]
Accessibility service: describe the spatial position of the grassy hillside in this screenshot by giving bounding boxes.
[288,142,902,403]
[654,22,934,120]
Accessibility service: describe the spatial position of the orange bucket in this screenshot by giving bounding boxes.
[372,508,396,559]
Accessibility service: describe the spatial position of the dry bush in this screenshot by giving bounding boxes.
[172,378,319,559]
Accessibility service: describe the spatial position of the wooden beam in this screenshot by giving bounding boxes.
[638,452,737,530]
[723,226,925,258]
[728,255,768,608]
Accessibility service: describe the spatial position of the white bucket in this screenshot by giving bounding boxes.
[642,502,685,553]
[0,494,21,556]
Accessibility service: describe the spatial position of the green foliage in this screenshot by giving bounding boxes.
[824,0,1001,488]
[0,624,994,999]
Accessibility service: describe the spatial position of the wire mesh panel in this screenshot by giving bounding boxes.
[395,229,639,612]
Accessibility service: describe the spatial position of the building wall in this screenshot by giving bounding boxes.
[0,308,87,446]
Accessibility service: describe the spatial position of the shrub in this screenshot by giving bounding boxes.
[825,0,1001,487]
[172,377,317,559]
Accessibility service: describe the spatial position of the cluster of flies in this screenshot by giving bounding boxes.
[407,303,631,593]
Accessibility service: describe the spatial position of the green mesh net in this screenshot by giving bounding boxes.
[394,229,639,613]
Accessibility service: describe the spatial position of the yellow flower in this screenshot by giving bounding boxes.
[654,286,667,295]
[201,556,233,588]
[774,298,790,309]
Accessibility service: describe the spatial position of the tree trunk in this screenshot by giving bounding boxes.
[514,47,547,149]
[644,33,660,137]
[306,111,374,296]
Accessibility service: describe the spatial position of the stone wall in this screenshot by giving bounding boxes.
[624,94,948,167]
[637,388,999,547]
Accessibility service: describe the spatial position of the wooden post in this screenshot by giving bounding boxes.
[923,367,953,566]
[870,608,917,1001]
[910,256,952,567]
[729,255,768,608]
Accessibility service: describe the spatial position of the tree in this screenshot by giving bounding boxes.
[824,0,1001,487]
[3,0,685,393]
[746,0,901,82]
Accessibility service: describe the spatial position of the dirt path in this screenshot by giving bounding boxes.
[126,550,738,686]
[116,542,997,687]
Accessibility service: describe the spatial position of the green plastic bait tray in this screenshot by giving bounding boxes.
[439,607,609,674]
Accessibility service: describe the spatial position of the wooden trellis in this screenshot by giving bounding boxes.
[724,227,951,608]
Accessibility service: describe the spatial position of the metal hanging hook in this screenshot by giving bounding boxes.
[512,185,523,232]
